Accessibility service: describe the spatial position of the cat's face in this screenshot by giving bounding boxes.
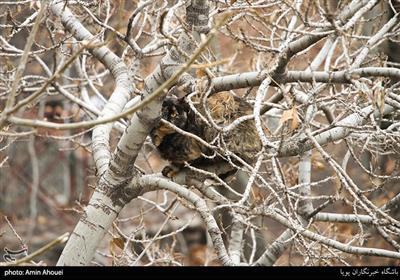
[151,97,191,147]
[161,97,190,129]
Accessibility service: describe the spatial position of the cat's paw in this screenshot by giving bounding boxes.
[162,165,180,178]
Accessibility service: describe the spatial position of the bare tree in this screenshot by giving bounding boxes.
[1,0,400,266]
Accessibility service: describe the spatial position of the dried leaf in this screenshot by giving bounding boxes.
[109,237,125,255]
[374,89,386,115]
[290,107,299,130]
[111,237,125,250]
[279,107,299,131]
[279,110,292,125]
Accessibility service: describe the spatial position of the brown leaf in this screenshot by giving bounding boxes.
[279,107,299,131]
[374,90,385,115]
[109,237,125,255]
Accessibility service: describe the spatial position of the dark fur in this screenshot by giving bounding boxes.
[150,92,262,177]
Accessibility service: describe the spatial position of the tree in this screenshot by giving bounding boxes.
[1,0,400,266]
